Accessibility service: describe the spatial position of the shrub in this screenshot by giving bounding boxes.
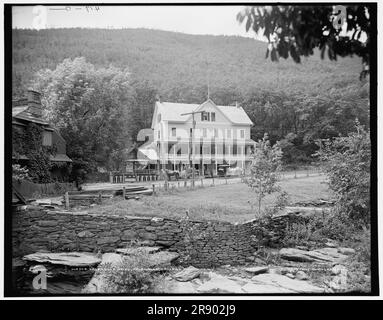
[102,248,155,293]
[317,121,370,224]
[245,133,283,216]
[12,164,31,181]
[280,207,369,247]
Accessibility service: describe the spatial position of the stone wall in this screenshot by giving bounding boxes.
[12,206,308,267]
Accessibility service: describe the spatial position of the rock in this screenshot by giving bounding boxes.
[331,265,348,276]
[197,273,243,293]
[329,272,348,292]
[96,236,120,245]
[251,273,324,293]
[172,266,201,282]
[245,256,255,262]
[38,221,58,227]
[241,282,294,293]
[82,253,124,294]
[295,271,309,280]
[324,241,338,248]
[115,246,161,255]
[154,278,199,294]
[155,240,176,247]
[139,232,157,241]
[279,248,317,262]
[23,252,102,267]
[268,268,282,275]
[147,251,180,267]
[121,230,137,241]
[77,231,95,238]
[296,246,309,251]
[337,247,355,255]
[244,266,269,275]
[279,248,349,264]
[285,273,295,279]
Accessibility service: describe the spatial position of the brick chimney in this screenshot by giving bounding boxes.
[26,89,42,118]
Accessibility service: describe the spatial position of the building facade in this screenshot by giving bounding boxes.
[137,98,255,176]
[12,89,72,180]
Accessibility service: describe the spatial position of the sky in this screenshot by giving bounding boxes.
[12,5,261,38]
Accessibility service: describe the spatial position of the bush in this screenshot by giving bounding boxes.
[280,207,370,247]
[245,133,283,216]
[318,121,370,224]
[12,164,31,181]
[102,248,155,293]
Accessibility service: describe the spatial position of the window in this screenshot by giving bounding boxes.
[171,127,176,137]
[158,130,160,139]
[211,112,216,122]
[42,131,52,146]
[157,114,161,122]
[201,111,209,121]
[214,128,218,138]
[190,128,193,137]
[227,129,231,139]
[203,128,207,138]
[240,129,245,139]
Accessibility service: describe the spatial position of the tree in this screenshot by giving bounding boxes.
[237,5,372,78]
[245,134,283,216]
[317,121,370,224]
[33,57,135,176]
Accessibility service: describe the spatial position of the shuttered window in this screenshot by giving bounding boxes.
[42,131,52,146]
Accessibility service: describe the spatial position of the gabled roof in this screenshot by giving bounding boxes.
[12,106,49,125]
[153,99,253,126]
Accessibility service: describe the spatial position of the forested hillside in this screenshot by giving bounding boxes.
[13,28,364,99]
[12,28,370,171]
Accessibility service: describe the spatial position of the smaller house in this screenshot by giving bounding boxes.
[12,89,72,180]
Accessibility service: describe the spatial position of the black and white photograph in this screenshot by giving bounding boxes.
[3,1,378,299]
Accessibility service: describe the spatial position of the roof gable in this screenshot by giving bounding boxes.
[154,99,253,125]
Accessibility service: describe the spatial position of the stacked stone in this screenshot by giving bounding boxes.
[246,213,312,248]
[15,206,297,267]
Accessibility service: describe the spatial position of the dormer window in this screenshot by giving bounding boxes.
[201,112,210,121]
[201,111,215,122]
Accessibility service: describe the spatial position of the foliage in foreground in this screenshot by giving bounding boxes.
[318,122,370,224]
[102,248,155,293]
[237,5,372,78]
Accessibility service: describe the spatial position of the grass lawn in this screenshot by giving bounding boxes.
[87,175,331,223]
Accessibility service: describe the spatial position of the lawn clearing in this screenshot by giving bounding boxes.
[87,175,331,224]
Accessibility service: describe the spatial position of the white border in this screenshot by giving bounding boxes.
[0,0,381,300]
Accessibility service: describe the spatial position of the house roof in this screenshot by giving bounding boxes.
[50,154,73,162]
[154,100,253,126]
[137,141,159,162]
[12,106,50,125]
[12,154,72,162]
